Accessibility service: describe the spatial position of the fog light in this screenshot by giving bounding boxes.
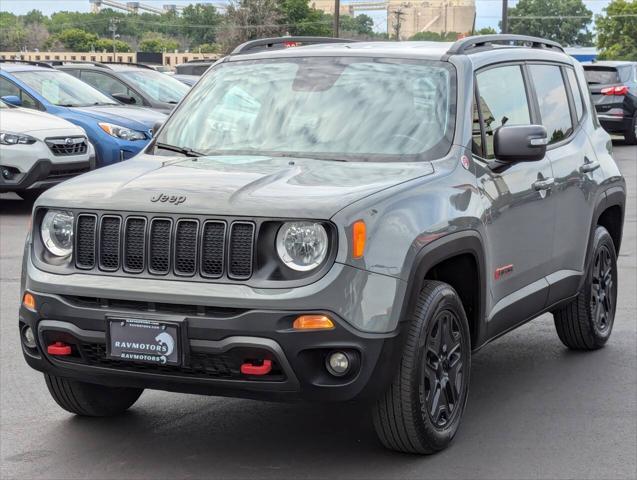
[23,326,36,349]
[326,351,350,377]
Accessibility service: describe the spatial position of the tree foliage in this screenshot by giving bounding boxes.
[596,0,637,60]
[138,32,180,53]
[507,0,593,46]
[409,31,460,41]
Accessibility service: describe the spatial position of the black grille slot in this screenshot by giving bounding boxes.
[123,217,146,273]
[228,222,254,279]
[149,219,172,274]
[174,220,198,276]
[99,216,121,271]
[200,221,225,278]
[75,214,96,269]
[45,137,88,156]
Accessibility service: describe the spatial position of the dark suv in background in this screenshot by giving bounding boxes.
[584,61,637,144]
[54,61,190,114]
[20,35,625,455]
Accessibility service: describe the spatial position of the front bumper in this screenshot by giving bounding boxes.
[0,157,93,193]
[20,291,405,402]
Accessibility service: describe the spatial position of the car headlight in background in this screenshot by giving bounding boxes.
[98,122,146,141]
[276,221,328,271]
[0,132,37,145]
[41,210,74,257]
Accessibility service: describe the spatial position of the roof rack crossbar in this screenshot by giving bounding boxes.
[447,34,564,55]
[232,36,358,55]
[0,58,54,69]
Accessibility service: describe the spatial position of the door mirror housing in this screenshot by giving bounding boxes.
[494,124,548,162]
[152,121,163,136]
[111,92,136,105]
[1,95,22,107]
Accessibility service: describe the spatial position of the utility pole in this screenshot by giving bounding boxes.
[501,0,508,34]
[109,18,120,59]
[393,7,405,41]
[333,0,340,37]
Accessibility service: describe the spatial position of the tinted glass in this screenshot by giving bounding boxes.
[566,68,584,121]
[583,67,620,85]
[529,64,573,144]
[476,65,531,159]
[119,69,188,104]
[81,71,144,105]
[13,70,117,107]
[158,57,456,162]
[0,77,38,109]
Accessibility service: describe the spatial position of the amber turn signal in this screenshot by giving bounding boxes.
[293,315,335,330]
[22,292,36,311]
[352,220,366,259]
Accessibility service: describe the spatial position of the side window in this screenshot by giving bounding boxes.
[0,77,39,109]
[80,71,144,105]
[476,65,531,159]
[529,64,574,144]
[63,69,81,79]
[566,68,584,122]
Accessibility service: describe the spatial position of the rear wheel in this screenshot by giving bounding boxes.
[45,374,143,416]
[553,226,617,350]
[624,116,637,145]
[372,281,471,454]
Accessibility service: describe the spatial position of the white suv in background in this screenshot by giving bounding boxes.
[0,100,94,201]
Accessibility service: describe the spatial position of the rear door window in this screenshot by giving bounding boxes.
[584,67,620,85]
[566,68,584,122]
[529,64,574,144]
[475,65,531,159]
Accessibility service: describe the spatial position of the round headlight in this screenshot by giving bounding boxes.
[276,222,328,272]
[41,210,74,257]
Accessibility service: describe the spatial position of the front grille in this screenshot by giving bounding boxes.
[74,212,255,281]
[45,137,88,156]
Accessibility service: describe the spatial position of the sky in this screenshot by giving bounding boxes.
[0,0,613,32]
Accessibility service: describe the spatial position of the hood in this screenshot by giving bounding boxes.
[69,105,166,131]
[0,107,85,137]
[39,154,435,218]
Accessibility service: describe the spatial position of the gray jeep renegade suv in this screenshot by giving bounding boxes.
[20,35,626,454]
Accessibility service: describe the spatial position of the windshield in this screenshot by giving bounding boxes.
[13,70,118,107]
[157,57,455,162]
[120,69,189,104]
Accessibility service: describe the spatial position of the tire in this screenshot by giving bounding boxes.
[553,226,618,350]
[624,116,637,145]
[44,373,143,417]
[372,281,471,454]
[17,189,44,203]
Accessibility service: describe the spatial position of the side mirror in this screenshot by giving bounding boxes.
[111,92,136,104]
[1,95,22,107]
[494,124,548,162]
[151,121,163,136]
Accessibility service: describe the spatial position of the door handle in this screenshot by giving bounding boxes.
[580,161,600,173]
[532,178,555,191]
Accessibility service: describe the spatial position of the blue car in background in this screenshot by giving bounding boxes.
[0,62,166,167]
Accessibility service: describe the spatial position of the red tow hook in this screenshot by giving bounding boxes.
[241,359,272,376]
[47,341,72,356]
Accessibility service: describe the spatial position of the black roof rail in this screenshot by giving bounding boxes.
[100,61,155,70]
[447,34,565,55]
[183,58,216,64]
[0,58,54,69]
[232,36,358,55]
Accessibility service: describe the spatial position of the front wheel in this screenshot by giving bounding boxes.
[45,374,143,416]
[553,226,618,350]
[372,281,471,454]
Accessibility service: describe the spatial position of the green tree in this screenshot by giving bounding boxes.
[219,0,283,51]
[475,27,497,35]
[138,32,179,52]
[181,4,223,45]
[94,38,132,53]
[409,31,459,41]
[22,9,47,25]
[0,12,25,50]
[507,0,593,46]
[280,0,331,36]
[596,0,637,60]
[55,28,99,51]
[339,14,375,36]
[196,42,221,53]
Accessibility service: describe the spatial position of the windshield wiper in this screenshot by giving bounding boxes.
[155,142,204,157]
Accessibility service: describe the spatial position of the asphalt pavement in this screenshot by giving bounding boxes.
[1,143,635,480]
